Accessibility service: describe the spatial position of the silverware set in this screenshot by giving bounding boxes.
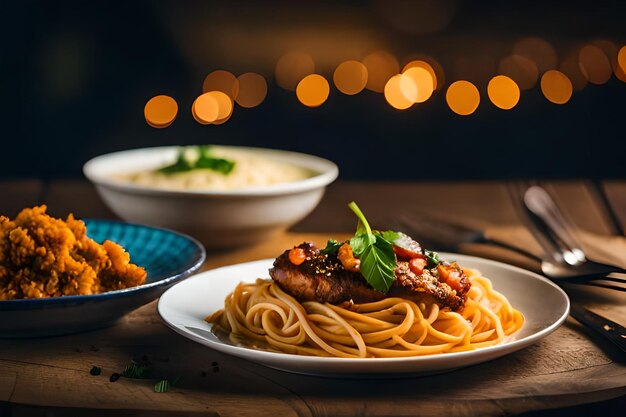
[393,183,626,354]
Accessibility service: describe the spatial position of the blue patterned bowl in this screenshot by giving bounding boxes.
[0,220,206,337]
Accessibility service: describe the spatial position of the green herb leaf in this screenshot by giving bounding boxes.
[347,202,397,293]
[349,202,373,235]
[122,362,149,379]
[156,146,235,175]
[355,220,368,236]
[359,237,396,293]
[349,233,371,256]
[157,149,193,174]
[380,230,401,243]
[321,239,343,255]
[154,379,171,393]
[424,250,441,267]
[195,149,235,174]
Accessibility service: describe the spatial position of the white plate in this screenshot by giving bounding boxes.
[158,254,570,377]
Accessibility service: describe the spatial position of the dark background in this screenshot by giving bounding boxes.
[1,0,624,180]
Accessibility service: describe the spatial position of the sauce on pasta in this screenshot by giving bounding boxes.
[206,268,524,358]
[206,203,524,358]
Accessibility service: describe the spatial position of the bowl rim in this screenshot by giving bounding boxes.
[0,218,207,310]
[83,145,339,197]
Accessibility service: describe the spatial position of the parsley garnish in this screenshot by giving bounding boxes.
[154,379,171,393]
[157,146,235,175]
[424,250,441,267]
[321,239,343,255]
[154,376,180,393]
[347,202,398,293]
[122,362,149,379]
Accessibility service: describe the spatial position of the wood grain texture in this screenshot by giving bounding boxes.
[0,180,624,416]
[0,299,623,417]
[601,181,626,235]
[0,302,310,417]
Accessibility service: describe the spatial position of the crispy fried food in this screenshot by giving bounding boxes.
[0,206,146,300]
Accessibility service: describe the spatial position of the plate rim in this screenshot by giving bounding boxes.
[157,254,570,368]
[0,218,206,309]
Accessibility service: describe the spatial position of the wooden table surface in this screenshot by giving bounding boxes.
[0,179,625,417]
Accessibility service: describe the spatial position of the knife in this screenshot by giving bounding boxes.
[569,304,626,356]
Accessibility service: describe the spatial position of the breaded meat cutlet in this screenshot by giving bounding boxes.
[270,241,471,312]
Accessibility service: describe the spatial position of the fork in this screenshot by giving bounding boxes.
[519,184,626,289]
[393,210,626,291]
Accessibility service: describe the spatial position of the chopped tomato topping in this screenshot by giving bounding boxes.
[338,243,360,272]
[394,246,424,260]
[437,264,464,293]
[288,247,307,266]
[392,233,423,260]
[409,257,428,275]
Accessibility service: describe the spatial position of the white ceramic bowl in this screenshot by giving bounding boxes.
[83,146,338,248]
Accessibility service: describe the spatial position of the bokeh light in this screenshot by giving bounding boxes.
[192,91,233,125]
[487,75,520,110]
[540,70,573,105]
[617,46,626,82]
[202,70,239,100]
[513,37,557,73]
[207,91,234,120]
[578,45,612,85]
[384,74,416,110]
[614,64,626,82]
[560,48,589,91]
[333,60,368,95]
[402,59,438,90]
[235,72,267,108]
[592,40,618,71]
[192,93,219,124]
[404,56,445,90]
[144,95,178,128]
[296,74,330,107]
[275,51,315,91]
[362,50,400,93]
[446,81,480,116]
[402,66,434,103]
[212,110,233,125]
[618,46,626,72]
[498,55,538,90]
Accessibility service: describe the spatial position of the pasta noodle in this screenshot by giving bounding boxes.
[205,268,524,358]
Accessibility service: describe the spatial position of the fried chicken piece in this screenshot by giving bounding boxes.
[0,205,146,299]
[99,240,147,291]
[269,242,471,312]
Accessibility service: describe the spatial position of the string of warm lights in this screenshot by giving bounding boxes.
[144,39,626,127]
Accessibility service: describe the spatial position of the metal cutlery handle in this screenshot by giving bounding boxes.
[524,186,586,266]
[569,304,626,355]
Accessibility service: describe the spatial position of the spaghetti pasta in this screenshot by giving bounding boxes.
[205,268,524,358]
